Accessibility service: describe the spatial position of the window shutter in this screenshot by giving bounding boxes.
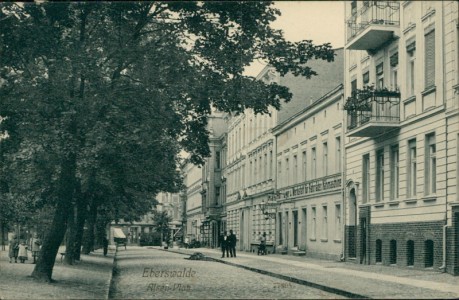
[424,30,435,88]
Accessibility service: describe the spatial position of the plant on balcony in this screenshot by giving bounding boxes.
[344,85,400,112]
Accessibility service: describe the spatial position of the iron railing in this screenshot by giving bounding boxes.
[346,1,400,42]
[344,88,401,131]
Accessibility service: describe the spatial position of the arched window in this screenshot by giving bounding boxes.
[424,240,434,267]
[376,239,382,263]
[390,240,397,264]
[407,240,414,266]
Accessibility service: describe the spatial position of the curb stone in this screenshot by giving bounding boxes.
[155,248,369,299]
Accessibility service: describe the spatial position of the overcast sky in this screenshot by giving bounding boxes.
[246,1,345,76]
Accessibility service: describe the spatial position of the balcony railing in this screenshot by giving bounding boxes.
[344,87,401,137]
[346,1,400,50]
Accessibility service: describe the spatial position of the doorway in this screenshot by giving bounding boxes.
[360,218,367,264]
[293,210,298,247]
[301,208,307,250]
[349,188,357,258]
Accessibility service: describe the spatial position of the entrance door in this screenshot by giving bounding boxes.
[301,208,307,250]
[349,188,357,258]
[293,210,298,247]
[285,211,289,249]
[360,218,367,264]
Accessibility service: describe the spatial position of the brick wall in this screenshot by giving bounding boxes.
[345,226,356,258]
[447,211,459,275]
[369,220,444,270]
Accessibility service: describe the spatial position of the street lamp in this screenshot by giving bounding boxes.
[260,192,281,220]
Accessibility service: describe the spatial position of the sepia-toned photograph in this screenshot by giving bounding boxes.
[0,1,458,299]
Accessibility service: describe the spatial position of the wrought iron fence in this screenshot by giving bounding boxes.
[346,1,400,41]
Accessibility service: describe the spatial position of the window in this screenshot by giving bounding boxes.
[336,137,341,173]
[390,52,399,90]
[269,150,273,180]
[363,71,370,87]
[278,160,282,183]
[254,158,257,184]
[376,149,384,202]
[425,30,435,89]
[390,145,400,200]
[390,240,397,265]
[425,133,436,195]
[264,153,268,181]
[376,240,382,263]
[424,240,434,267]
[285,158,290,186]
[311,207,317,239]
[407,42,416,97]
[322,206,328,240]
[362,154,370,203]
[215,187,220,205]
[216,151,221,169]
[351,79,357,95]
[376,62,384,89]
[335,204,341,240]
[407,240,414,266]
[312,147,317,179]
[407,139,417,197]
[323,142,328,176]
[302,150,307,181]
[293,155,298,184]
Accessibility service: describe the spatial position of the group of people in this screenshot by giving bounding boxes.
[219,230,237,258]
[8,234,42,264]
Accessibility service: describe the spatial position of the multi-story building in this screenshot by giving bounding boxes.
[183,159,204,243]
[183,112,227,247]
[156,192,184,243]
[343,1,458,274]
[225,49,344,253]
[273,84,344,259]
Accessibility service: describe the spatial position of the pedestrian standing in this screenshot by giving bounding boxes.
[30,233,41,264]
[228,230,237,258]
[219,231,229,258]
[103,237,108,256]
[18,240,28,263]
[8,236,19,263]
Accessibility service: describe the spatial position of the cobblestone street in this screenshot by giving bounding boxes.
[108,247,345,299]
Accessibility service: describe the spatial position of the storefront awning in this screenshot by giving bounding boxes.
[113,228,126,239]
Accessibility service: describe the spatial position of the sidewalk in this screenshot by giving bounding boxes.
[158,246,459,299]
[0,245,116,299]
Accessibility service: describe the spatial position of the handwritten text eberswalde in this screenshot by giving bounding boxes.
[142,268,196,278]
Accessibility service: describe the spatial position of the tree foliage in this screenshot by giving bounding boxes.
[0,1,335,281]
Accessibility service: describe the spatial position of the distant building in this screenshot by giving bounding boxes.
[343,1,458,274]
[156,192,184,243]
[183,112,227,247]
[225,49,344,253]
[273,84,344,259]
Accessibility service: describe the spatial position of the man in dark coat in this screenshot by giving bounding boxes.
[228,230,237,258]
[219,231,229,258]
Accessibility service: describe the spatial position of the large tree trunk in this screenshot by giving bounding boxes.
[64,204,77,265]
[74,189,88,261]
[82,199,98,254]
[31,154,76,282]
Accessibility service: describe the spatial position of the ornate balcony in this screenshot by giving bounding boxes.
[344,87,401,137]
[346,1,400,51]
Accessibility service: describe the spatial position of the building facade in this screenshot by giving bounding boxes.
[183,112,227,247]
[343,1,458,274]
[225,49,344,253]
[156,192,184,243]
[273,85,344,259]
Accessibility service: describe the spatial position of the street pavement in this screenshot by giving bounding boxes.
[162,246,459,299]
[109,247,345,299]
